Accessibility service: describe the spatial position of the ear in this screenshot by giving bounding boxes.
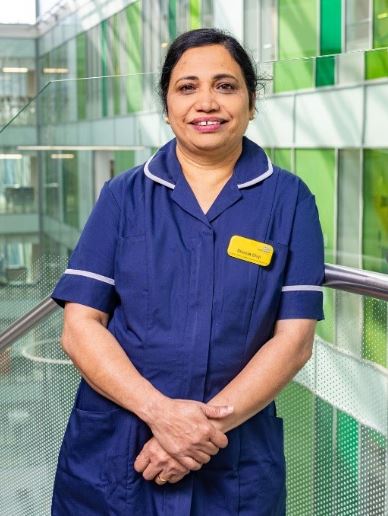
[249,93,257,118]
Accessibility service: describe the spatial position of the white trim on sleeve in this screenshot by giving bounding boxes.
[281,285,323,292]
[65,269,115,286]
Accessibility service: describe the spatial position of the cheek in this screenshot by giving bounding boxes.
[166,98,188,123]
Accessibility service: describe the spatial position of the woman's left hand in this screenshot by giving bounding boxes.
[134,437,191,484]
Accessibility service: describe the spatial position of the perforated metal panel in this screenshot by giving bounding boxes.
[0,309,79,515]
[277,288,388,515]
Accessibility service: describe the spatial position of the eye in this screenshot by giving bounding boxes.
[217,83,236,91]
[179,84,196,93]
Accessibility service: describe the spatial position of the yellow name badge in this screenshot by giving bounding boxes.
[227,235,274,266]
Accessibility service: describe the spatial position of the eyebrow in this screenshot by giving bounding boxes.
[175,73,238,83]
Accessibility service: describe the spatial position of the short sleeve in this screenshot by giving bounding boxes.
[277,194,325,320]
[51,181,120,313]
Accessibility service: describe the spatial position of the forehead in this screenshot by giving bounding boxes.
[170,44,243,80]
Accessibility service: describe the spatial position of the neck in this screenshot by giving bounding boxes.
[176,139,243,186]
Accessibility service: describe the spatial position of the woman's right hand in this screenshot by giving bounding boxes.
[146,398,233,468]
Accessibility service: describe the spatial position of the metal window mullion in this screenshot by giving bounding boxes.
[368,0,373,50]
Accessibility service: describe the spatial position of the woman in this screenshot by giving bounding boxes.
[51,28,324,515]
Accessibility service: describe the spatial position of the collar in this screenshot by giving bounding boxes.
[143,136,273,190]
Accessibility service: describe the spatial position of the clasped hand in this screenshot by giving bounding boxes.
[134,398,233,484]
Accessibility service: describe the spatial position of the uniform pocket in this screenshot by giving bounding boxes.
[54,407,134,515]
[57,407,124,485]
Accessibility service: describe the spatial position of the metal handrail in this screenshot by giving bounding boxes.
[0,263,387,353]
[0,298,57,353]
[324,263,388,301]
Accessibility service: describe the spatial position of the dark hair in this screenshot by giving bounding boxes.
[159,28,259,113]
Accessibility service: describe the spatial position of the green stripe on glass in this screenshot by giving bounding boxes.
[373,0,388,48]
[336,411,359,516]
[277,383,314,515]
[126,1,142,113]
[273,59,314,93]
[273,148,292,171]
[76,33,87,120]
[362,298,387,367]
[316,55,335,87]
[168,0,177,40]
[360,426,387,515]
[112,14,121,116]
[114,151,135,176]
[320,0,342,55]
[295,149,336,264]
[362,149,388,273]
[278,0,317,59]
[62,153,79,229]
[189,0,201,30]
[296,149,336,343]
[101,20,108,118]
[365,48,388,79]
[314,398,333,516]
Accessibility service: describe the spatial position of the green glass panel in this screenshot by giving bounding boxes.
[314,398,333,516]
[363,150,388,273]
[101,20,108,118]
[273,148,292,171]
[295,149,336,343]
[295,149,336,264]
[277,383,314,515]
[189,0,201,29]
[62,154,79,229]
[114,151,135,176]
[360,426,387,515]
[112,13,121,116]
[278,0,317,59]
[76,33,87,120]
[317,288,335,343]
[362,297,387,367]
[168,0,177,40]
[336,411,359,516]
[365,48,388,79]
[316,55,335,87]
[373,0,388,48]
[263,147,274,160]
[45,153,60,220]
[320,0,342,55]
[274,59,314,93]
[126,1,142,113]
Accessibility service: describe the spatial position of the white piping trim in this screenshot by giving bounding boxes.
[237,155,274,189]
[144,154,175,190]
[282,285,323,292]
[65,269,115,286]
[144,150,274,191]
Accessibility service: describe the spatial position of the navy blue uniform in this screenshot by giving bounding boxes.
[51,137,324,515]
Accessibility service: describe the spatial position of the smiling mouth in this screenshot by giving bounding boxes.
[190,117,228,125]
[192,120,225,126]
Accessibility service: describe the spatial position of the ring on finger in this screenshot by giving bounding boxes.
[156,474,168,484]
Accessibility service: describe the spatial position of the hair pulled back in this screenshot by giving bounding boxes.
[159,28,259,113]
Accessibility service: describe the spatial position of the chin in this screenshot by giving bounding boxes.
[191,135,233,151]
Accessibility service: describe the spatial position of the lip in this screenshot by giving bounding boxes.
[189,117,227,133]
[190,117,227,125]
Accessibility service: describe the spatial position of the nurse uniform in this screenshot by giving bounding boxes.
[51,136,324,515]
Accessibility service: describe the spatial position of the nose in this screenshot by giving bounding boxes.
[194,87,220,112]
